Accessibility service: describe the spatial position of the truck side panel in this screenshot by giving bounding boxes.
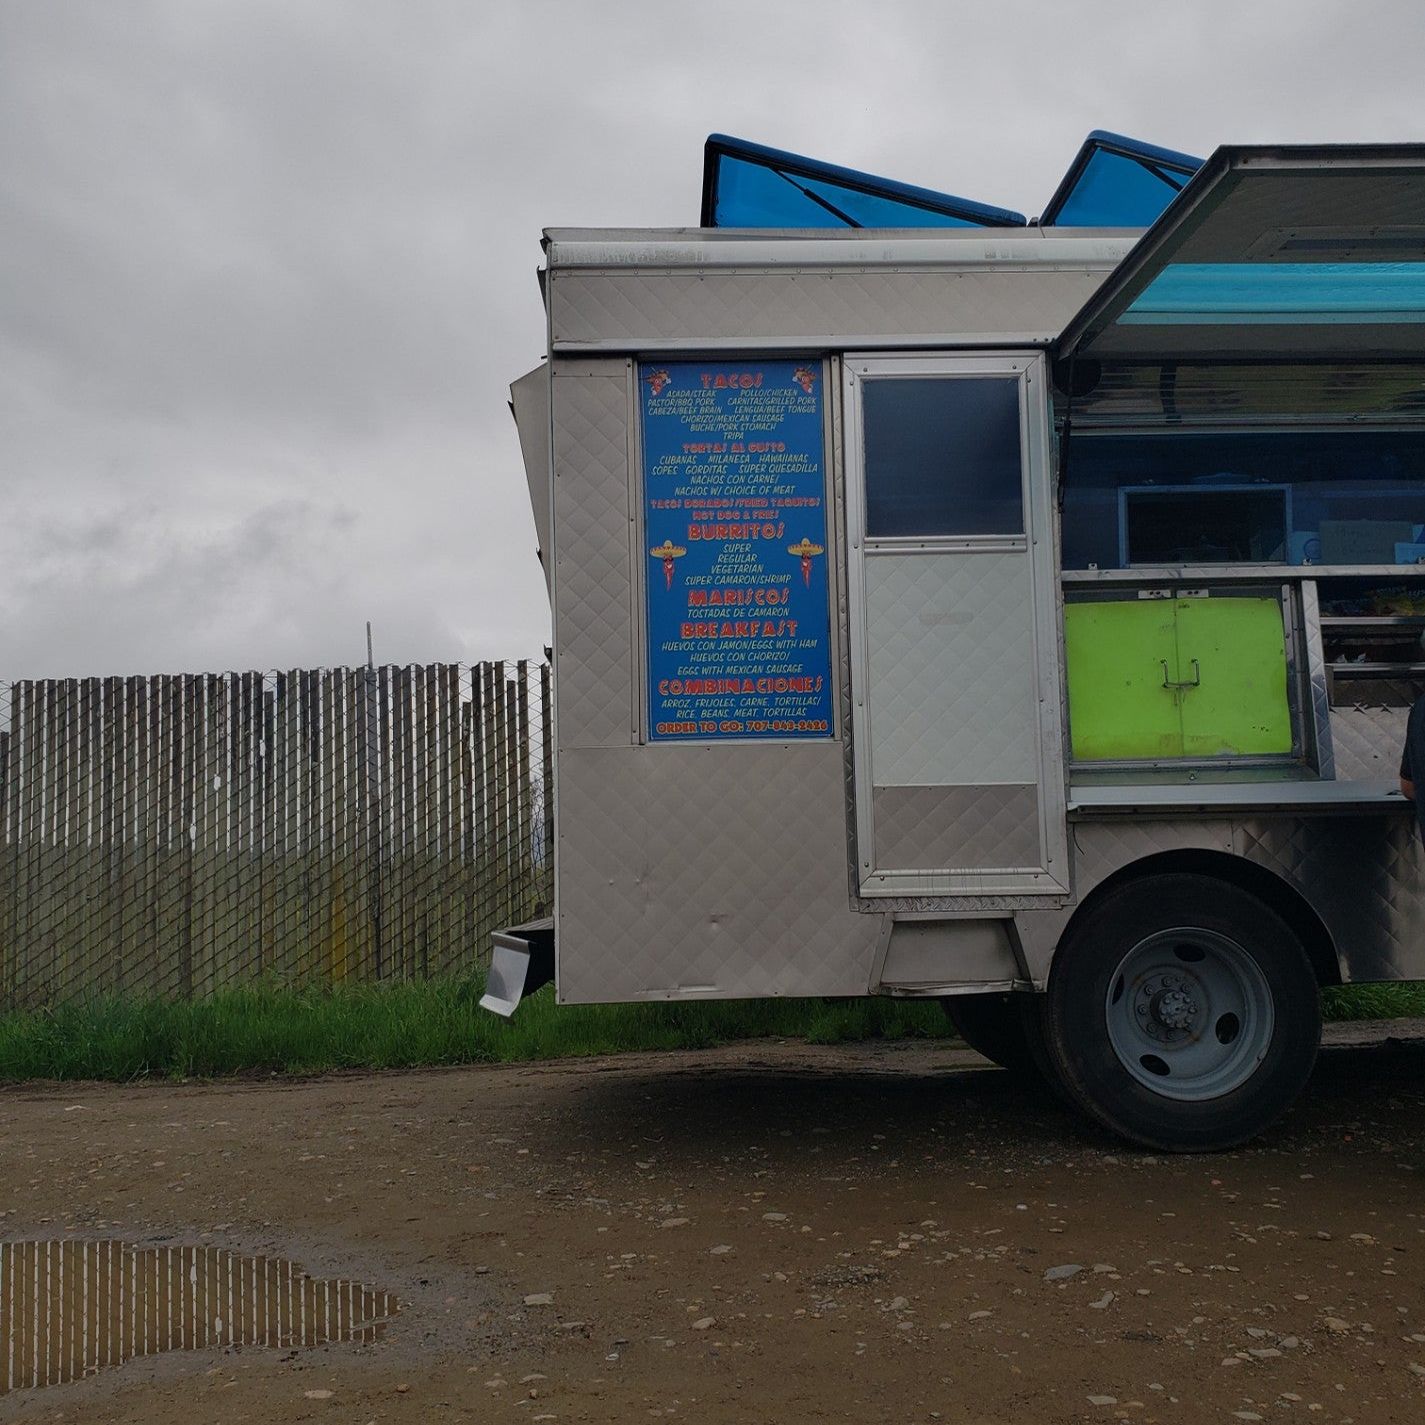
[552,361,636,751]
[548,248,1123,353]
[1014,813,1425,986]
[557,743,884,1002]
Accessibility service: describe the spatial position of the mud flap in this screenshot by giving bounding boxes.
[479,917,555,1017]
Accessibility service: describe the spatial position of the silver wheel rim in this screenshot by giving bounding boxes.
[1104,927,1275,1102]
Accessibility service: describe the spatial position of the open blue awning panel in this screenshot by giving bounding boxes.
[701,134,1026,229]
[1057,145,1425,361]
[1041,130,1203,227]
[1123,262,1425,324]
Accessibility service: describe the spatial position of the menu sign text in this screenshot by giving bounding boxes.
[641,359,833,741]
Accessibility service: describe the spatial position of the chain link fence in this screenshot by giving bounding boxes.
[0,662,551,1008]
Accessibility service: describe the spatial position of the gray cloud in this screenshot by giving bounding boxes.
[4,0,1424,677]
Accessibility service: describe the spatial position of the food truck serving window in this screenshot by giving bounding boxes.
[1061,429,1425,570]
[1053,147,1425,571]
[863,377,1024,537]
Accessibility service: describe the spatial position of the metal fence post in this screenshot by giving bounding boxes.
[360,661,383,981]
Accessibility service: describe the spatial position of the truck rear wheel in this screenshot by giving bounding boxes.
[943,994,1078,1108]
[1044,873,1321,1152]
[942,994,1039,1078]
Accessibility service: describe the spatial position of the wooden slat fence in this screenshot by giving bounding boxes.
[0,663,551,1007]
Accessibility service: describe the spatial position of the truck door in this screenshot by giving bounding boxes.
[844,354,1069,900]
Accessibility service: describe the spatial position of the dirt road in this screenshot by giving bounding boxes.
[3,1026,1424,1423]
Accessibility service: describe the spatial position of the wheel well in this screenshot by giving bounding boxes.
[1061,849,1341,988]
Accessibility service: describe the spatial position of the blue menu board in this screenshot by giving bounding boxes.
[641,358,833,741]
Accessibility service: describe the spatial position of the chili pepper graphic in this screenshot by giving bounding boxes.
[645,368,672,396]
[792,366,817,394]
[787,537,824,587]
[649,540,686,591]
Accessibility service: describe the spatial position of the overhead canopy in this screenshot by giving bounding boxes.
[1058,144,1425,362]
[1041,130,1202,227]
[701,134,1026,229]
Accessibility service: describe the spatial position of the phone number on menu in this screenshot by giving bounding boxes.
[655,718,831,736]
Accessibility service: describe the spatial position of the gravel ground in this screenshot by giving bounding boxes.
[2,1022,1424,1423]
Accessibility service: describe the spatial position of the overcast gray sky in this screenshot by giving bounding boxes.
[4,0,1424,678]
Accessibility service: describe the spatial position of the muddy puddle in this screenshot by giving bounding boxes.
[0,1239,398,1394]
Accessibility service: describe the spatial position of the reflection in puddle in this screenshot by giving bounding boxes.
[1,1240,398,1394]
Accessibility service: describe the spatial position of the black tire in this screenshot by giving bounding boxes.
[1015,992,1077,1107]
[942,994,1078,1108]
[942,993,1039,1077]
[1044,873,1321,1153]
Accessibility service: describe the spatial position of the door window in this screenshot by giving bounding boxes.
[863,377,1024,537]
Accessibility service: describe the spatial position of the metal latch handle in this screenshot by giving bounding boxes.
[1161,658,1201,691]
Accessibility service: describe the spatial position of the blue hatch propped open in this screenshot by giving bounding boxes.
[701,129,1203,232]
[1041,130,1203,227]
[701,133,1026,229]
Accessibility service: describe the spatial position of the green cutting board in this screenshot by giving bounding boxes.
[1176,597,1291,757]
[1065,600,1182,760]
[1065,596,1291,762]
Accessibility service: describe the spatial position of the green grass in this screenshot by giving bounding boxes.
[1320,980,1425,1021]
[0,977,1419,1083]
[0,978,953,1082]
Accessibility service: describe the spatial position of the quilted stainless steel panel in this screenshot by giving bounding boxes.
[1329,705,1408,781]
[510,364,552,597]
[556,743,883,1003]
[872,784,1039,871]
[1014,819,1236,984]
[552,366,634,748]
[1013,807,1425,988]
[878,920,1021,989]
[865,551,1036,786]
[1071,817,1237,887]
[550,266,1110,351]
[1238,814,1425,982]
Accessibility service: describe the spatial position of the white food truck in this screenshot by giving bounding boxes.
[487,135,1425,1151]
